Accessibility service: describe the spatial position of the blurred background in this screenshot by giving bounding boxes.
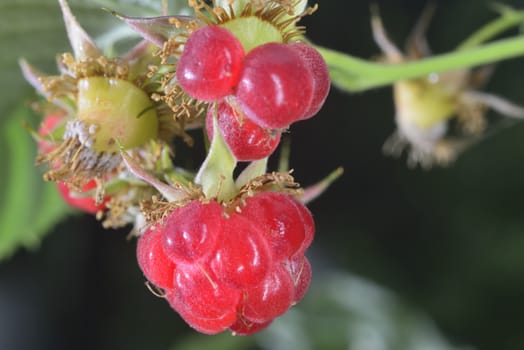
[2,0,524,349]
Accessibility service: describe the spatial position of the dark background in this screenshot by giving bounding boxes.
[2,0,524,349]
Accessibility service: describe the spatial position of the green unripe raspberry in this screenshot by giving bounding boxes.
[77,77,158,152]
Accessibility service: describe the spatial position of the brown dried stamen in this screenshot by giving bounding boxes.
[225,171,302,213]
[40,53,130,101]
[37,120,121,186]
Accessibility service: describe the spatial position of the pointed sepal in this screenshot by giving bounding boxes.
[19,58,49,98]
[235,158,268,190]
[195,114,237,201]
[58,0,102,59]
[300,167,344,204]
[120,149,186,202]
[107,11,202,47]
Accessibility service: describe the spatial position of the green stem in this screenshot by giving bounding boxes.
[318,34,524,92]
[457,7,524,50]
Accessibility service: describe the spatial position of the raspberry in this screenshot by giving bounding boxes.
[176,26,245,101]
[241,264,295,323]
[210,213,272,289]
[168,291,238,335]
[229,318,273,336]
[162,200,223,264]
[294,200,315,253]
[288,43,331,120]
[137,193,315,335]
[235,42,314,129]
[286,255,312,303]
[206,101,281,161]
[136,225,176,289]
[240,192,310,261]
[172,264,240,319]
[56,180,109,214]
[77,77,158,153]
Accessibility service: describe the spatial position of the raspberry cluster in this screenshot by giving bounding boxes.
[177,25,330,161]
[24,0,334,337]
[137,192,314,335]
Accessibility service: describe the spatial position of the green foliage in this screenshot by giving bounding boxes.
[0,107,70,260]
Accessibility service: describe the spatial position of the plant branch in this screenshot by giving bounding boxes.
[318,34,524,92]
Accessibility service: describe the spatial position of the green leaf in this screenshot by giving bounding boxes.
[171,331,256,350]
[255,272,471,350]
[0,106,70,260]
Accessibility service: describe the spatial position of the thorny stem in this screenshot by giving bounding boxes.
[318,34,524,93]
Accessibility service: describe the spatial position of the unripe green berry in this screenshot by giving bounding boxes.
[77,77,158,152]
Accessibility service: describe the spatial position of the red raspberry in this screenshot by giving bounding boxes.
[288,43,331,120]
[210,213,272,289]
[235,42,314,129]
[286,255,312,303]
[136,225,176,290]
[162,200,223,264]
[172,264,240,320]
[229,318,272,336]
[294,200,315,253]
[168,292,238,335]
[240,192,311,261]
[240,264,295,323]
[176,26,245,101]
[206,101,281,161]
[56,180,109,214]
[137,193,315,336]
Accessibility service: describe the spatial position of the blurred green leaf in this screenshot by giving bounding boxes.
[171,331,256,350]
[254,272,473,350]
[0,106,70,260]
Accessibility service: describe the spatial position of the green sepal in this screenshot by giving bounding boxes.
[235,158,268,190]
[195,112,237,201]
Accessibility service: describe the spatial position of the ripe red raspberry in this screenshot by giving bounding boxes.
[288,43,331,120]
[169,294,238,334]
[210,213,272,289]
[206,101,281,161]
[162,200,223,264]
[138,193,315,335]
[240,192,313,261]
[240,264,295,323]
[136,225,176,290]
[172,264,240,320]
[176,25,245,101]
[286,254,312,303]
[229,318,272,336]
[56,180,109,214]
[235,42,314,129]
[293,199,315,253]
